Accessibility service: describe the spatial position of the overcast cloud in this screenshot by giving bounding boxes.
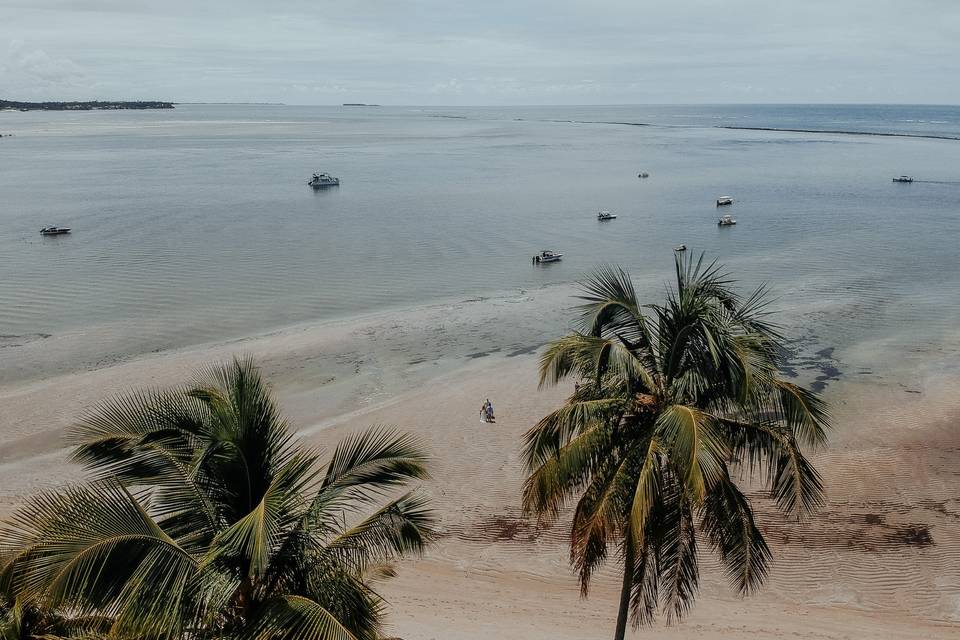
[1,0,958,104]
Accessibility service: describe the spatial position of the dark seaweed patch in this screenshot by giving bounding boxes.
[507,343,542,357]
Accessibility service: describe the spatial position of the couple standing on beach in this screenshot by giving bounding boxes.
[480,398,496,423]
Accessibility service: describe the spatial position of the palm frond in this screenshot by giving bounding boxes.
[189,356,300,518]
[319,428,429,509]
[769,437,825,518]
[521,420,616,522]
[569,452,639,593]
[771,380,830,447]
[700,473,771,595]
[1,482,198,638]
[628,538,659,628]
[674,252,737,310]
[653,475,698,624]
[209,452,318,579]
[573,266,661,376]
[324,491,435,567]
[627,437,662,549]
[241,595,357,640]
[539,333,654,389]
[576,265,643,334]
[655,405,727,502]
[522,397,623,469]
[68,389,206,483]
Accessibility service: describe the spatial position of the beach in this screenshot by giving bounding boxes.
[1,292,958,639]
[3,103,960,636]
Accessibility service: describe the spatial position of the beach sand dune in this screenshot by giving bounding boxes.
[1,331,958,639]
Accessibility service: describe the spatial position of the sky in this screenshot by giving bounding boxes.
[1,0,958,105]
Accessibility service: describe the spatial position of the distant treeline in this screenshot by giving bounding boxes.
[0,100,174,111]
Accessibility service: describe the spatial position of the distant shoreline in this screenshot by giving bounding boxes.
[0,100,174,111]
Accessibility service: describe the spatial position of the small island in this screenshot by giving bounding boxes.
[1,100,174,111]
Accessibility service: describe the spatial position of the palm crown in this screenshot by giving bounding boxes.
[0,357,435,640]
[522,256,829,637]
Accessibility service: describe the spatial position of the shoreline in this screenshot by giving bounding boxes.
[0,280,579,388]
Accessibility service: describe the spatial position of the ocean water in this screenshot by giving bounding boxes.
[2,104,960,385]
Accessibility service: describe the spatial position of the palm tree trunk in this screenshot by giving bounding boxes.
[614,536,635,640]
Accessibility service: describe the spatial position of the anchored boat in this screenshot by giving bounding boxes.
[307,172,340,188]
[717,214,736,226]
[716,196,734,206]
[40,226,71,235]
[597,210,617,221]
[533,250,563,263]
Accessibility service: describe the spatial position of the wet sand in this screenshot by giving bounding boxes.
[0,313,958,639]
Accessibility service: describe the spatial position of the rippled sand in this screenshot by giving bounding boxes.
[328,361,960,639]
[1,299,958,639]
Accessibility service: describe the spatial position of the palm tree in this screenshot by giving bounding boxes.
[0,357,435,640]
[522,256,829,639]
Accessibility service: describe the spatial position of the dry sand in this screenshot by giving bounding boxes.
[1,318,958,638]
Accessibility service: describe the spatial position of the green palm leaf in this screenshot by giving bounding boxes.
[325,491,435,565]
[320,428,430,505]
[209,453,318,579]
[241,595,357,640]
[1,482,197,638]
[700,473,771,595]
[655,405,727,501]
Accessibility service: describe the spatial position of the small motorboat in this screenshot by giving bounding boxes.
[674,244,687,252]
[892,175,914,183]
[533,250,563,263]
[717,214,736,226]
[716,196,734,206]
[638,172,650,178]
[40,226,71,235]
[597,210,617,221]
[307,172,340,188]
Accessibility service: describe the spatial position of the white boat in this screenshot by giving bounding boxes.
[674,244,687,252]
[533,250,563,263]
[892,175,914,183]
[597,210,617,221]
[638,172,650,178]
[307,172,340,188]
[717,214,736,226]
[716,196,734,206]
[40,226,71,235]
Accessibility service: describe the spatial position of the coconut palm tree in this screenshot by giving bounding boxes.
[0,357,435,640]
[522,256,829,639]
